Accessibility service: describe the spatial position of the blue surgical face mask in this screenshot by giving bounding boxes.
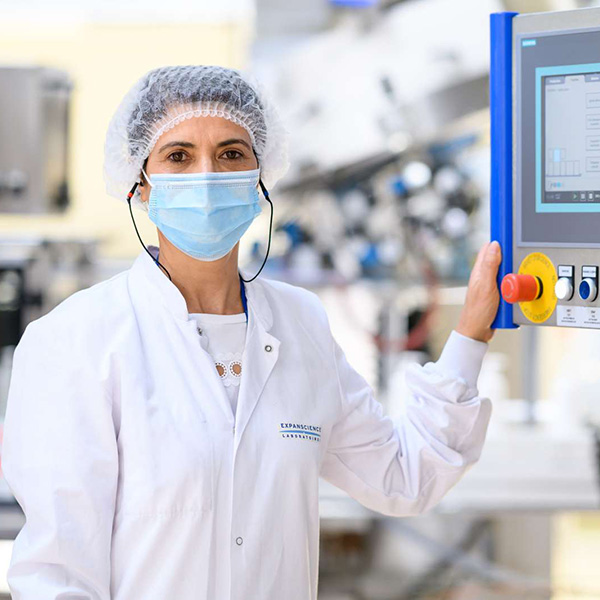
[143,168,262,261]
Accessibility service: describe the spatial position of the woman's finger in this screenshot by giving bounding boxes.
[481,241,502,286]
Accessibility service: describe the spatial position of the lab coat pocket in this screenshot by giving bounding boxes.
[118,415,214,518]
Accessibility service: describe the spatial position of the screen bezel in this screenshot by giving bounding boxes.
[516,23,600,248]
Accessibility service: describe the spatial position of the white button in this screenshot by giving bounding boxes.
[554,277,574,301]
[232,425,236,434]
[235,536,243,546]
[264,344,272,352]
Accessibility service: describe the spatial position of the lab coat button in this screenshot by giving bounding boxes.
[235,536,243,546]
[264,344,272,352]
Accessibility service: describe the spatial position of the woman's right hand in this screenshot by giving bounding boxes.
[455,241,502,344]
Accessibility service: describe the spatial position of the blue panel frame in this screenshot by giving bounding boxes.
[490,12,519,329]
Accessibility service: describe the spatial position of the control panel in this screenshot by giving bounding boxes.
[491,8,600,329]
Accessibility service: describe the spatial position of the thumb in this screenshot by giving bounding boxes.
[485,241,502,267]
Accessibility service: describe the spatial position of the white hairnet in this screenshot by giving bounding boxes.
[103,65,290,211]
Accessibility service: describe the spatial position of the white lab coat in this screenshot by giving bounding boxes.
[2,244,492,600]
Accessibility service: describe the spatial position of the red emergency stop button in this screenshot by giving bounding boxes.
[501,274,542,304]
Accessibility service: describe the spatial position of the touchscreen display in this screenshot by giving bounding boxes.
[537,63,600,213]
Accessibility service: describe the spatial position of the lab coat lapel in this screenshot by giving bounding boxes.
[234,269,280,455]
[128,246,237,425]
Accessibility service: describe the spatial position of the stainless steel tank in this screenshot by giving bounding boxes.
[0,66,72,214]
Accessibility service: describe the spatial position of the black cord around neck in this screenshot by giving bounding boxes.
[240,178,273,283]
[126,181,172,281]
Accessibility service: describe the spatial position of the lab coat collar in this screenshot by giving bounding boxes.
[131,245,274,332]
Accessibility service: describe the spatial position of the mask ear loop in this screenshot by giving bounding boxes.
[126,174,173,282]
[240,153,273,283]
[141,166,154,188]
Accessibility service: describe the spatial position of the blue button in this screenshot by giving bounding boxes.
[580,280,591,300]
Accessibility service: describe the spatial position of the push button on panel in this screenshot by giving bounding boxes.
[501,252,557,324]
[579,278,598,302]
[555,278,574,301]
[579,266,599,302]
[501,274,542,304]
[555,265,574,301]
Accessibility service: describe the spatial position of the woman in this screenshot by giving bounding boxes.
[2,65,501,600]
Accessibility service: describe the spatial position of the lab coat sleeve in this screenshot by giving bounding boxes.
[2,320,118,599]
[319,329,492,517]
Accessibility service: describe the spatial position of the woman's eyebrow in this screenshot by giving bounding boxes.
[217,138,251,150]
[157,141,196,153]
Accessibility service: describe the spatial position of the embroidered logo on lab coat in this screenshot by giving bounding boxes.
[279,422,321,442]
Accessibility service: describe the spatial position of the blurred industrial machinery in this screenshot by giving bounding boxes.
[0,67,72,214]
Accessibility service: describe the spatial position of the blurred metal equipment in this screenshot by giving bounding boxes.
[0,66,72,213]
[0,238,100,348]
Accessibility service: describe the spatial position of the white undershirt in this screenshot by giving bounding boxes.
[189,312,247,417]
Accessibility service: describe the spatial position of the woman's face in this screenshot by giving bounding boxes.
[138,115,259,206]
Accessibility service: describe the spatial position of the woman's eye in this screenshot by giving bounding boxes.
[223,150,243,160]
[168,151,186,162]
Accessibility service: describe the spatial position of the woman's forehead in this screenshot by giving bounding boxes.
[155,115,252,148]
